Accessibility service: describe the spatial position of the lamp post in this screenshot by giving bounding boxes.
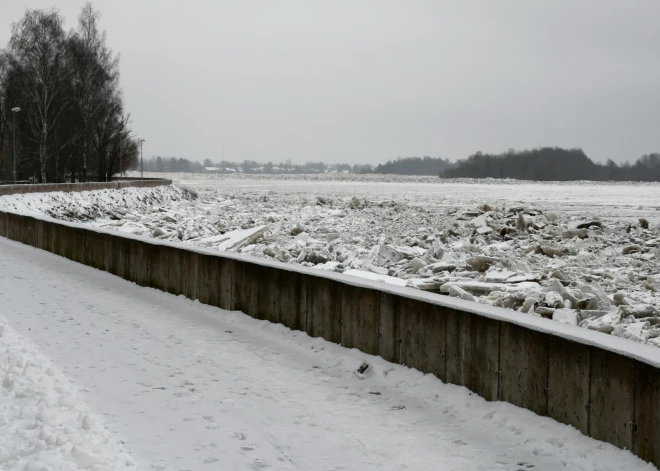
[119,139,122,180]
[139,139,145,179]
[11,107,20,184]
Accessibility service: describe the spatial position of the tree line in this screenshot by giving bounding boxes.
[141,157,364,174]
[441,148,660,181]
[372,156,452,175]
[147,151,660,181]
[0,5,137,183]
[139,155,455,176]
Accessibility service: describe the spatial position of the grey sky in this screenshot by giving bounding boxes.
[2,1,660,164]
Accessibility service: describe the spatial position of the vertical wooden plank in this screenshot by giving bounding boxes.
[399,299,446,381]
[196,253,220,307]
[114,235,131,280]
[182,250,198,301]
[589,348,635,451]
[499,323,549,416]
[634,360,660,467]
[446,310,500,401]
[378,292,400,364]
[84,231,106,270]
[218,256,231,310]
[103,233,114,274]
[547,337,590,434]
[306,276,341,344]
[20,216,38,247]
[69,227,87,265]
[6,213,21,242]
[162,246,184,295]
[39,219,53,253]
[129,239,149,287]
[252,265,279,322]
[231,260,252,314]
[279,270,306,332]
[0,211,7,237]
[148,244,167,293]
[340,285,379,355]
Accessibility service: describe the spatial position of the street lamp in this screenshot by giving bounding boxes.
[140,139,145,179]
[11,107,20,184]
[118,139,122,180]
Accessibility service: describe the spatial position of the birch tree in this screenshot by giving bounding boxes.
[1,5,136,182]
[6,9,70,182]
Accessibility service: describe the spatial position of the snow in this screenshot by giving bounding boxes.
[343,268,409,286]
[199,225,268,251]
[0,185,195,222]
[0,237,655,470]
[0,320,135,471]
[552,308,579,326]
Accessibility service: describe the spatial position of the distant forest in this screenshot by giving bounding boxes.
[373,156,452,175]
[141,157,357,174]
[137,149,660,182]
[139,156,450,176]
[442,148,660,182]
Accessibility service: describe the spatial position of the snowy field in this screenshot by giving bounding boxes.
[0,237,655,471]
[1,173,659,348]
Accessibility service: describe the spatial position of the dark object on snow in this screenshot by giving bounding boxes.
[576,221,602,229]
[357,362,370,374]
[639,218,649,229]
[500,227,517,237]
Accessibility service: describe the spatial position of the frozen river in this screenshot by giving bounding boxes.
[159,172,660,223]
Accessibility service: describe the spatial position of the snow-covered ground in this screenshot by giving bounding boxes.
[0,321,135,471]
[2,173,659,348]
[0,237,655,470]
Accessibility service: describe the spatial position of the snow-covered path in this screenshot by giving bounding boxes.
[0,237,655,471]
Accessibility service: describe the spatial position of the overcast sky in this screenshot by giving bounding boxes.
[2,1,660,164]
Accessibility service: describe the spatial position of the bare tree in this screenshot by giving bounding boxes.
[6,9,71,182]
[68,3,121,182]
[1,4,134,183]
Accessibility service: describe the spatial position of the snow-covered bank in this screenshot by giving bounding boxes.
[0,320,135,471]
[0,237,655,471]
[0,184,196,221]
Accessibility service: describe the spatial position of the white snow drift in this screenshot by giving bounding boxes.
[0,320,135,471]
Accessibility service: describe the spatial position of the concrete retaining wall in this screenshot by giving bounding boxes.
[0,210,658,467]
[0,179,171,197]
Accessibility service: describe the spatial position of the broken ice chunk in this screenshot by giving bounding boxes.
[448,285,476,302]
[552,308,578,326]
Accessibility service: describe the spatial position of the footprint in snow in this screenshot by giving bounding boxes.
[516,463,535,470]
[233,432,247,441]
[250,459,270,470]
